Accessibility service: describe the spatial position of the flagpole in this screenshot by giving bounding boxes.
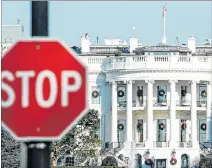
[163,8,166,40]
[162,2,167,44]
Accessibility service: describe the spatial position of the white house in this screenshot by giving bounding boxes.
[2,22,212,167]
[78,34,212,168]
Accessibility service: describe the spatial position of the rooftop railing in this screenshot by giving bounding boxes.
[79,55,212,71]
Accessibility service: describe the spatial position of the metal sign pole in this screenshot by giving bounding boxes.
[25,2,51,168]
[25,142,51,168]
[31,1,48,36]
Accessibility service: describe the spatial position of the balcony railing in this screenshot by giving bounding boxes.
[114,99,208,109]
[103,55,212,71]
[132,100,144,107]
[118,101,127,107]
[177,141,192,148]
[176,100,191,107]
[197,100,207,107]
[153,100,168,107]
[153,141,169,148]
[118,100,144,108]
[135,142,145,148]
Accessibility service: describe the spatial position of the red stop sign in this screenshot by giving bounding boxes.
[1,39,87,140]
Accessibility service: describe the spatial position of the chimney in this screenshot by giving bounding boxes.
[187,35,196,53]
[81,33,90,53]
[129,36,138,53]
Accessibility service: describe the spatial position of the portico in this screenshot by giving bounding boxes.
[110,79,212,148]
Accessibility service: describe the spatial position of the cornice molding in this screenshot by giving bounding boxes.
[145,80,155,84]
[168,79,179,84]
[103,69,212,74]
[89,69,212,75]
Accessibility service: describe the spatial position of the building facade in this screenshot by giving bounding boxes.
[1,23,212,167]
[1,23,24,55]
[79,34,212,168]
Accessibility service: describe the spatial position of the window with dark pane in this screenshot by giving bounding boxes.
[65,157,74,166]
[157,85,167,103]
[157,119,167,142]
[137,119,143,142]
[117,85,126,107]
[199,119,206,143]
[117,120,126,143]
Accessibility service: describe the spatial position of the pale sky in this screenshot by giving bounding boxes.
[2,1,212,46]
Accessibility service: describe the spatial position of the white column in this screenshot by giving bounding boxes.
[126,80,133,142]
[169,80,178,147]
[100,84,106,148]
[111,81,118,143]
[206,81,212,141]
[191,81,198,148]
[145,80,154,148]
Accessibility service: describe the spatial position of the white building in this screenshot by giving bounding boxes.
[1,23,24,55]
[78,33,212,168]
[2,22,212,167]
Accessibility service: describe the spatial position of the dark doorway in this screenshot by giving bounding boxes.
[156,159,166,168]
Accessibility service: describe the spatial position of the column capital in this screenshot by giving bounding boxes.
[168,79,178,84]
[109,81,116,85]
[188,80,200,85]
[126,80,135,84]
[145,79,155,84]
[206,81,211,85]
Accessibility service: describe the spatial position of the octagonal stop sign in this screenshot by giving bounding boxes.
[1,39,87,140]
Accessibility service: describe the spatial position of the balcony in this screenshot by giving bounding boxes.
[115,99,207,111]
[117,100,144,111]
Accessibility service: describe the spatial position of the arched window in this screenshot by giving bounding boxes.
[65,156,74,166]
[181,154,189,168]
[134,154,142,168]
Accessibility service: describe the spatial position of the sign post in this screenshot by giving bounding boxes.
[1,1,87,168]
[26,2,50,168]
